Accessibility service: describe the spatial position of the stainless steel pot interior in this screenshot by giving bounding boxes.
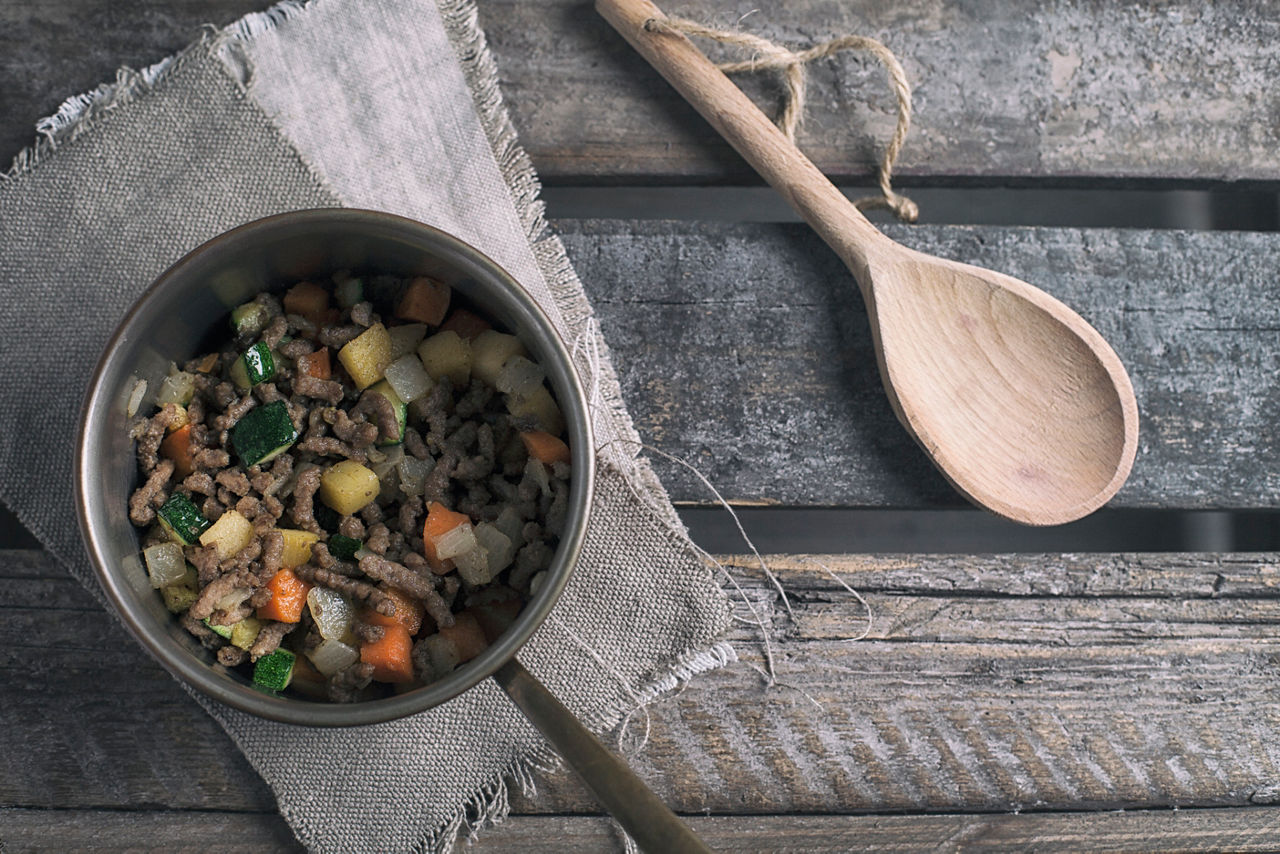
[76,209,594,727]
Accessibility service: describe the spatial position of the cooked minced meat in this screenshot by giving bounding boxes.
[128,274,571,701]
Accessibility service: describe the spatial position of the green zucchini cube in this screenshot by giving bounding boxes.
[157,493,211,545]
[231,400,299,467]
[328,534,363,561]
[253,648,296,692]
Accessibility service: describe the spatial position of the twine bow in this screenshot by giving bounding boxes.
[645,15,919,223]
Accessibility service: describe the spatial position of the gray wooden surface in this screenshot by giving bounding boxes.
[4,1,1279,185]
[569,220,1280,510]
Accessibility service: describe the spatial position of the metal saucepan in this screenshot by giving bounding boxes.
[76,209,708,852]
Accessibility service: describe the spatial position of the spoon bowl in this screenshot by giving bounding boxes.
[598,0,1139,525]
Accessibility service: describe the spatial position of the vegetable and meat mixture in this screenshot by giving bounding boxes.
[127,272,571,701]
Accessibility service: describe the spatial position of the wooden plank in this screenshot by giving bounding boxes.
[9,548,1280,820]
[4,2,1279,186]
[5,807,1280,853]
[564,219,1280,510]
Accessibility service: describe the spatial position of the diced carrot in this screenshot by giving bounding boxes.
[365,586,425,635]
[520,430,571,465]
[439,308,491,340]
[395,277,451,326]
[422,502,470,574]
[360,623,415,683]
[467,599,523,643]
[193,352,220,374]
[440,612,489,663]
[255,567,313,623]
[159,424,196,478]
[296,347,331,380]
[283,281,330,327]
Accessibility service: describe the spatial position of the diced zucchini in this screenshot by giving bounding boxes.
[276,528,320,569]
[231,301,270,337]
[367,379,406,445]
[417,330,471,386]
[253,648,296,692]
[334,276,364,308]
[160,581,199,614]
[143,542,188,587]
[156,370,197,407]
[157,493,211,546]
[387,323,428,360]
[382,354,433,403]
[328,534,362,561]
[471,331,527,386]
[231,617,264,651]
[313,501,341,533]
[231,400,299,466]
[338,322,393,390]
[318,460,380,515]
[230,342,276,389]
[198,509,254,560]
[506,385,565,435]
[204,618,234,640]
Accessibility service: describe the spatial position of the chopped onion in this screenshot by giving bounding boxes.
[156,370,197,407]
[307,587,354,641]
[432,521,477,560]
[397,456,433,497]
[383,354,434,402]
[524,458,551,498]
[454,543,493,586]
[125,378,147,417]
[214,587,252,612]
[307,637,359,677]
[387,323,428,360]
[143,543,187,588]
[474,522,515,575]
[418,634,459,680]
[368,443,405,479]
[493,506,526,549]
[495,355,545,396]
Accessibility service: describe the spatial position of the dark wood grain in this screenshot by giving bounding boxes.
[10,548,1280,824]
[4,1,1279,186]
[6,807,1280,853]
[564,219,1280,510]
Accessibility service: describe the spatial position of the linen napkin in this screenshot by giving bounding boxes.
[0,0,733,850]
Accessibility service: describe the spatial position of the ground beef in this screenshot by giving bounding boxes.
[294,375,345,403]
[296,563,394,613]
[217,646,249,667]
[298,436,366,461]
[278,338,314,360]
[354,389,401,443]
[189,571,252,621]
[365,523,390,556]
[328,408,377,447]
[290,467,323,533]
[128,459,174,526]
[260,529,284,576]
[317,324,363,349]
[249,621,292,661]
[327,662,375,702]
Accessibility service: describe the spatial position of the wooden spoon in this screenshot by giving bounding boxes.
[597,0,1139,526]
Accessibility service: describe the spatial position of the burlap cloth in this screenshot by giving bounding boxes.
[0,0,733,850]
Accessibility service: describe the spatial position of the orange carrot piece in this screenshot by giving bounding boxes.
[520,430,570,465]
[159,424,196,478]
[422,502,470,573]
[440,612,489,663]
[395,277,451,326]
[360,623,415,683]
[365,587,425,635]
[439,308,491,340]
[283,281,330,327]
[296,347,331,380]
[193,352,220,374]
[255,567,313,623]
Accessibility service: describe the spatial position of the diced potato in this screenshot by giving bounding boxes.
[198,509,254,560]
[471,330,527,386]
[387,323,428,360]
[417,330,471,386]
[231,616,264,651]
[338,322,393,390]
[383,354,433,403]
[318,460,380,515]
[506,385,565,435]
[276,528,320,569]
[160,582,199,614]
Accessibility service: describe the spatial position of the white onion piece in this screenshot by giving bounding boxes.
[524,458,551,497]
[307,638,360,677]
[143,543,187,588]
[383,354,434,402]
[307,587,354,641]
[156,371,197,407]
[495,355,544,396]
[397,456,433,497]
[474,522,515,575]
[387,323,428,360]
[214,587,252,612]
[368,443,405,479]
[454,543,493,586]
[126,378,147,417]
[493,507,526,549]
[432,521,477,560]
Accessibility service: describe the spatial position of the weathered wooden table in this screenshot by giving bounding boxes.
[4,2,1280,850]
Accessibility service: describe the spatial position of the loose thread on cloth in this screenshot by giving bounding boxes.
[644,13,920,223]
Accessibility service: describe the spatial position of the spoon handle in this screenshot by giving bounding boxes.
[596,0,889,288]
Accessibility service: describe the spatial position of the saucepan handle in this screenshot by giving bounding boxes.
[493,658,712,853]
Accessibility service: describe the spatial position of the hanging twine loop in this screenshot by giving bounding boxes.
[644,15,920,224]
